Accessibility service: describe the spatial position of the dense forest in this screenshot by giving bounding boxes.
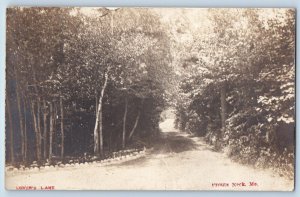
[6,7,173,165]
[173,9,295,178]
[6,8,294,179]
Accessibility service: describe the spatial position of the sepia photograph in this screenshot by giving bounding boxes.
[5,7,295,191]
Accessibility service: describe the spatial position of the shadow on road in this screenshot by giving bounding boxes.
[115,131,198,167]
[117,117,198,167]
[151,131,198,154]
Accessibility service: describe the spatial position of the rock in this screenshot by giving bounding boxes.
[33,167,39,171]
[6,166,14,171]
[31,164,38,168]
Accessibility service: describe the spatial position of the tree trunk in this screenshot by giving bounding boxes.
[49,102,54,162]
[128,110,141,140]
[15,82,25,162]
[94,94,100,154]
[128,99,143,140]
[93,110,99,155]
[99,110,103,157]
[109,129,112,152]
[37,101,43,161]
[60,97,64,159]
[93,71,109,157]
[6,94,14,164]
[220,84,227,137]
[31,101,42,162]
[31,68,42,162]
[95,90,99,116]
[43,100,48,159]
[23,98,28,162]
[37,101,42,157]
[122,98,128,149]
[54,104,58,155]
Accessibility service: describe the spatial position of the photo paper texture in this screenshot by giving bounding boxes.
[5,7,295,191]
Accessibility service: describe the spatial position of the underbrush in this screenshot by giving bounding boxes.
[205,129,294,180]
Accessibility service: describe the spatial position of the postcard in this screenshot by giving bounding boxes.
[5,7,295,191]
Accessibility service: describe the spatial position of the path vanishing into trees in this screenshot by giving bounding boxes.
[6,116,293,191]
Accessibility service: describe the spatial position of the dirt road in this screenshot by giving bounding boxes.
[6,118,294,191]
